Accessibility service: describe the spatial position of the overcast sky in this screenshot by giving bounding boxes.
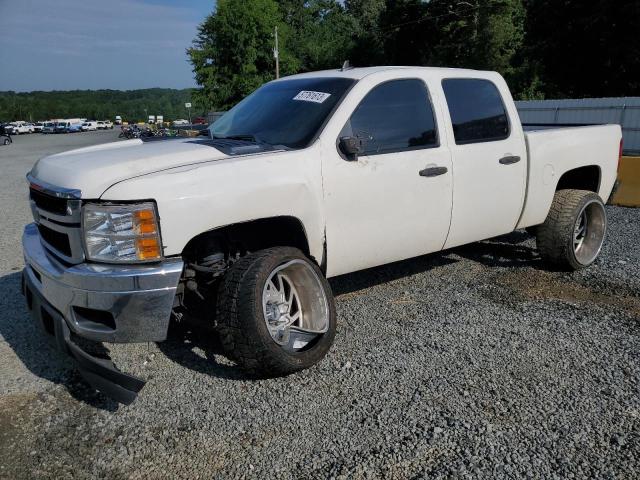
[0,0,214,92]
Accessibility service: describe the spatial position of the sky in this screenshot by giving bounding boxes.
[0,0,214,92]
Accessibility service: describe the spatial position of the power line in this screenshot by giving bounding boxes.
[379,3,481,34]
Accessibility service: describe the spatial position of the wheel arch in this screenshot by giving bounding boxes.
[555,165,601,193]
[181,215,320,265]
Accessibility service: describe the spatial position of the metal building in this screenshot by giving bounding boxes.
[516,97,640,155]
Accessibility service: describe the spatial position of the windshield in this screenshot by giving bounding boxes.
[209,77,355,149]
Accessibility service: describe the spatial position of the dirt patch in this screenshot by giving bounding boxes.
[493,269,640,319]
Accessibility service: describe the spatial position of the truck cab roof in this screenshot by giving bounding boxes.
[281,65,491,81]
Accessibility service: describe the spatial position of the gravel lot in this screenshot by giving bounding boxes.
[1,131,639,479]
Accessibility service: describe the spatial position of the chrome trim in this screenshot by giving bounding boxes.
[27,174,84,264]
[22,223,183,343]
[27,173,82,199]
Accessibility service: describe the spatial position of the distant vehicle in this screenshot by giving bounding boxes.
[115,115,122,125]
[96,121,105,129]
[7,121,32,135]
[103,120,114,129]
[193,117,207,125]
[33,122,44,133]
[172,119,189,126]
[42,122,56,134]
[81,121,98,131]
[55,119,83,133]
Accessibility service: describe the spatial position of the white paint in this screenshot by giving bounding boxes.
[28,66,622,278]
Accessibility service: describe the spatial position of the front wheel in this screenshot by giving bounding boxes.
[217,247,336,377]
[536,189,607,270]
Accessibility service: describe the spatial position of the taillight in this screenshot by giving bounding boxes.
[618,138,623,172]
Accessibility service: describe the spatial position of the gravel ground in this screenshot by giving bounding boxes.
[0,132,639,479]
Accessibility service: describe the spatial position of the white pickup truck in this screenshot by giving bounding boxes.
[22,66,621,403]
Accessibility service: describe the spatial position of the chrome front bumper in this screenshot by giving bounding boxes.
[22,223,183,343]
[21,223,183,403]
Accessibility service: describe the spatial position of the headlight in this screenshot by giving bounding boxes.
[82,202,162,263]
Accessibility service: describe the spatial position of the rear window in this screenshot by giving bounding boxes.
[442,78,509,144]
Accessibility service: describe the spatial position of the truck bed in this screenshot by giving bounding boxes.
[517,124,621,229]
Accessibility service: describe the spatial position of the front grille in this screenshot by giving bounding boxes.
[29,178,84,264]
[37,224,72,257]
[30,188,69,215]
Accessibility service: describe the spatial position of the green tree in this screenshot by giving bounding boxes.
[524,0,640,98]
[279,0,356,71]
[188,0,296,110]
[345,0,386,65]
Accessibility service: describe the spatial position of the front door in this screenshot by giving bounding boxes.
[323,78,453,277]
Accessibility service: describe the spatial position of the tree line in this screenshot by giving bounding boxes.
[189,0,640,110]
[0,88,195,123]
[3,0,637,122]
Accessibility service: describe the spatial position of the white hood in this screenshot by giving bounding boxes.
[30,138,230,198]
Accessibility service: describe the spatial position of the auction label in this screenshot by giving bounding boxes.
[293,91,332,103]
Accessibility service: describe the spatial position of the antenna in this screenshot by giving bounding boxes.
[340,60,353,71]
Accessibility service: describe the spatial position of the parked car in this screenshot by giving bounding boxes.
[33,122,44,133]
[42,122,56,134]
[103,120,114,129]
[7,121,32,135]
[55,120,83,133]
[81,121,98,131]
[96,121,105,129]
[21,66,621,403]
[172,119,189,126]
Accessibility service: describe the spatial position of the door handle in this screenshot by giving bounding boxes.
[419,166,448,177]
[499,155,521,165]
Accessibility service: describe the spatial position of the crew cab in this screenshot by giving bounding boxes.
[22,67,621,403]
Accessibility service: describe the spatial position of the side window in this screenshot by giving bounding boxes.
[341,79,438,156]
[442,78,510,144]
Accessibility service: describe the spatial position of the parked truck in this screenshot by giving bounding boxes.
[22,67,621,403]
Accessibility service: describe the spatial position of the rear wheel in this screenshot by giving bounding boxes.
[536,189,607,270]
[217,247,336,376]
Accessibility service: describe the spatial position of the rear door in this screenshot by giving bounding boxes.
[440,77,527,248]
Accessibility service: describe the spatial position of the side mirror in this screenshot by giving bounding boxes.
[338,136,361,160]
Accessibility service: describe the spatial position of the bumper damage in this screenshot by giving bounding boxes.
[21,223,183,404]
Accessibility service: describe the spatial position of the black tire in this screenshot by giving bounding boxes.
[536,189,607,270]
[525,226,538,236]
[3,138,9,145]
[216,247,336,377]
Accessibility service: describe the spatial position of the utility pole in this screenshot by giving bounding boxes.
[273,26,280,79]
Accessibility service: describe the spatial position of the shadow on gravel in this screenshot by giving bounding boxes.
[0,271,118,411]
[157,321,247,380]
[329,231,542,297]
[329,249,459,296]
[451,230,544,269]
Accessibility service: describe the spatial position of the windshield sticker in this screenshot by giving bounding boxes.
[293,91,332,104]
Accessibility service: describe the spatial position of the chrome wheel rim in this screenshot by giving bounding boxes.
[262,260,329,351]
[573,199,606,265]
